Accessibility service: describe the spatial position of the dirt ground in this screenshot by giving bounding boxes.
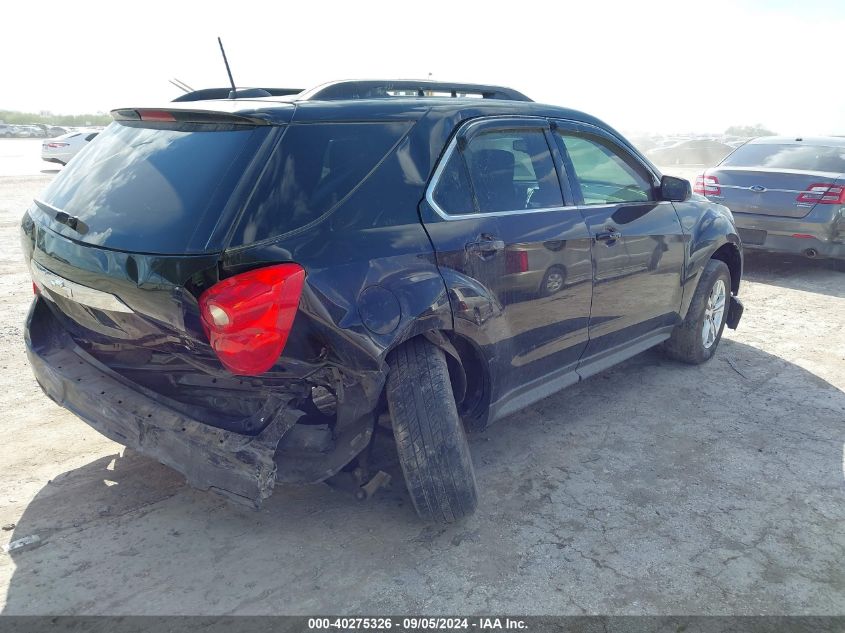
[0,140,843,614]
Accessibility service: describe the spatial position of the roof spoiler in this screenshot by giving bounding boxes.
[297,80,532,102]
[172,87,304,102]
[110,108,272,125]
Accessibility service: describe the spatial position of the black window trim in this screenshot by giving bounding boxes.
[426,116,577,220]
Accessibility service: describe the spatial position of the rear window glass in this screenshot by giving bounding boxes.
[723,143,845,173]
[232,122,411,245]
[39,122,267,253]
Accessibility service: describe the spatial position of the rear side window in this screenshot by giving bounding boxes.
[465,129,562,212]
[722,143,845,173]
[557,133,653,204]
[39,122,267,253]
[432,151,474,214]
[431,127,563,214]
[232,122,411,245]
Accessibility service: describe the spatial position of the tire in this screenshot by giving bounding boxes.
[663,259,731,364]
[386,337,478,523]
[540,266,566,297]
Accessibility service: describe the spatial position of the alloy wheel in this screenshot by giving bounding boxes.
[702,279,726,349]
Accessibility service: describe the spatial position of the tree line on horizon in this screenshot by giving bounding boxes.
[724,124,777,137]
[0,110,112,127]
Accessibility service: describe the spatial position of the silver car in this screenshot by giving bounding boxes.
[698,136,845,262]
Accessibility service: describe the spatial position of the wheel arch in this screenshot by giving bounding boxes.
[710,242,742,295]
[385,328,492,432]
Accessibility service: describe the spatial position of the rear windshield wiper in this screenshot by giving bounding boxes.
[33,199,88,235]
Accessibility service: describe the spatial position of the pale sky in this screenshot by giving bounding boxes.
[2,0,842,136]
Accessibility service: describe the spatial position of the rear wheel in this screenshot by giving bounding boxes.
[663,259,731,364]
[540,266,566,296]
[386,337,478,523]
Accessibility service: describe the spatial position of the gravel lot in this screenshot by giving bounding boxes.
[0,140,843,614]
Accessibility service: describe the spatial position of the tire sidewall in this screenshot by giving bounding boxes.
[385,338,478,523]
[691,262,731,363]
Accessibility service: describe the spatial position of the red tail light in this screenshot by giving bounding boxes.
[45,142,69,148]
[694,175,721,196]
[796,183,845,205]
[199,264,306,376]
[505,250,529,274]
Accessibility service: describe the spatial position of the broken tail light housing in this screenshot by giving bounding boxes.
[199,264,306,376]
[796,183,845,205]
[694,175,721,196]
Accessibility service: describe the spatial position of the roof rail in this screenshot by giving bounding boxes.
[172,87,304,102]
[297,80,532,102]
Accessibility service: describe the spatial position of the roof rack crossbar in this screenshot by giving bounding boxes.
[297,80,532,102]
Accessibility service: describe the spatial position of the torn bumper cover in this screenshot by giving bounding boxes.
[24,298,382,509]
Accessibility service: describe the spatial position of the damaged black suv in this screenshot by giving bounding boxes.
[22,80,743,523]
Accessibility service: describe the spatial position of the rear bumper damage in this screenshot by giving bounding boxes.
[24,298,383,508]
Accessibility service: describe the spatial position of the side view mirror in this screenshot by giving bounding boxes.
[660,175,692,202]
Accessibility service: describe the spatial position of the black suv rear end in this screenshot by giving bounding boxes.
[23,95,445,506]
[23,81,743,522]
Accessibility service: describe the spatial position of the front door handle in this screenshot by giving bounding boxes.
[595,228,622,244]
[466,238,505,257]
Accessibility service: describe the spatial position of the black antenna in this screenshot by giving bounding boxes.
[217,37,237,98]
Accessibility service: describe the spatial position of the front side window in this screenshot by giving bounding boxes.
[431,126,563,215]
[557,133,653,205]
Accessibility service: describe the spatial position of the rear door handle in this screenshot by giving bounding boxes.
[466,239,505,256]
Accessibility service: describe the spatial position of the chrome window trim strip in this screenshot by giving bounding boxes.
[31,260,134,314]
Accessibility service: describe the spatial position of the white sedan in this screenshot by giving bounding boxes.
[41,130,100,166]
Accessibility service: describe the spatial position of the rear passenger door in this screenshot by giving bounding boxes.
[420,118,593,420]
[553,121,685,371]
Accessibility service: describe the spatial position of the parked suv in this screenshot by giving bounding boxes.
[22,80,744,523]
